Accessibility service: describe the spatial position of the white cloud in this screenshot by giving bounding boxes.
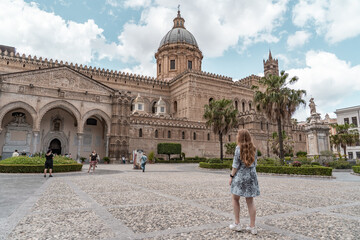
[289,51,360,120]
[293,0,360,43]
[287,30,311,49]
[124,0,152,9]
[0,0,105,64]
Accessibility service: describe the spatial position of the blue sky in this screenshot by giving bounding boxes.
[1,0,360,121]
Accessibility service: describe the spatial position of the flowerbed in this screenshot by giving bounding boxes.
[0,156,82,173]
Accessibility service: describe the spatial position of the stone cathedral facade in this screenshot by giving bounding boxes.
[0,11,306,162]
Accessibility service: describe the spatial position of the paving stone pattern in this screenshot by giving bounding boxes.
[4,164,360,239]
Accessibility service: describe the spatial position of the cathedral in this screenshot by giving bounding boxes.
[0,10,306,162]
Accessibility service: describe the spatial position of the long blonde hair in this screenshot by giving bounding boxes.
[237,129,256,167]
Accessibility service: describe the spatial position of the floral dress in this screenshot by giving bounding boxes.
[230,146,260,197]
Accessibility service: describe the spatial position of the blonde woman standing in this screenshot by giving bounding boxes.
[229,129,260,234]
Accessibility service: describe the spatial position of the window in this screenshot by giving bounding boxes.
[348,152,353,159]
[168,130,171,138]
[209,98,214,104]
[299,134,302,141]
[159,64,161,73]
[352,117,358,127]
[188,60,192,70]
[53,119,61,130]
[234,101,238,110]
[249,103,252,110]
[242,102,245,112]
[193,132,196,140]
[170,60,175,70]
[160,106,165,113]
[155,130,158,138]
[356,152,360,159]
[182,131,185,139]
[207,133,210,141]
[228,135,231,141]
[174,101,177,113]
[139,129,143,137]
[344,118,349,124]
[86,118,97,126]
[152,102,157,114]
[138,104,143,111]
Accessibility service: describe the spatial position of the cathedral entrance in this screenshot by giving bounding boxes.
[49,139,61,155]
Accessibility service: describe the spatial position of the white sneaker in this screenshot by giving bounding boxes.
[246,226,257,235]
[229,223,243,232]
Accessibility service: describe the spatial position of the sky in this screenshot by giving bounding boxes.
[0,0,359,121]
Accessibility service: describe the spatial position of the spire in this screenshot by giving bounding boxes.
[173,6,185,29]
[268,50,272,60]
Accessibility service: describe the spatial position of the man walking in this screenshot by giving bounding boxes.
[141,153,147,172]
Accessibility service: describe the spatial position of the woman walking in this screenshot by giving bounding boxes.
[88,150,98,173]
[229,129,260,234]
[44,149,54,178]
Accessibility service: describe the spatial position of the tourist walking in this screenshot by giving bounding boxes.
[122,155,126,164]
[141,153,147,172]
[229,129,260,234]
[12,149,19,157]
[88,150,98,173]
[44,149,54,178]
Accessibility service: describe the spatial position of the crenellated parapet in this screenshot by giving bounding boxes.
[169,69,232,84]
[0,49,169,87]
[130,112,207,129]
[234,74,261,88]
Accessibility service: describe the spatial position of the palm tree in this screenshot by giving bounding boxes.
[203,99,238,161]
[330,123,359,158]
[253,71,306,163]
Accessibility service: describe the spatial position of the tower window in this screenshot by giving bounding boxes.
[170,60,175,70]
[207,133,210,141]
[249,103,252,110]
[193,132,196,140]
[174,101,178,113]
[188,60,192,70]
[159,64,161,73]
[152,102,157,114]
[155,130,158,138]
[228,135,231,141]
[182,131,185,139]
[138,104,143,110]
[299,134,302,141]
[242,102,245,112]
[160,106,165,112]
[168,130,171,138]
[235,101,238,110]
[139,129,143,137]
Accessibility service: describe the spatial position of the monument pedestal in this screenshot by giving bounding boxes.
[305,113,330,157]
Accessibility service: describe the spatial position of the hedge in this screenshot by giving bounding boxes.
[0,164,83,173]
[256,165,332,176]
[199,162,232,169]
[353,166,360,174]
[156,159,204,163]
[157,143,181,160]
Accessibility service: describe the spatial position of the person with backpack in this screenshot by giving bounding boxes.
[88,150,98,173]
[141,153,147,172]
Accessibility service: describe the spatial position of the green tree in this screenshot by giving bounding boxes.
[225,142,237,155]
[203,99,238,161]
[330,123,359,158]
[269,131,294,157]
[157,143,181,160]
[253,71,306,163]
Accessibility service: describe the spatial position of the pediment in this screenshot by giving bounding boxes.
[0,66,114,95]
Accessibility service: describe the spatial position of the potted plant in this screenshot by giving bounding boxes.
[80,157,86,164]
[103,157,110,164]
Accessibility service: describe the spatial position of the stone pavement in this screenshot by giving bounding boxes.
[1,164,360,240]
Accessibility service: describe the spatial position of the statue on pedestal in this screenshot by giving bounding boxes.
[309,98,317,115]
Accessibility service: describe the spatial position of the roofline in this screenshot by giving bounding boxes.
[335,105,360,114]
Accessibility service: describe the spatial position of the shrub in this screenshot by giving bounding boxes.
[328,160,351,169]
[207,158,222,164]
[80,157,86,163]
[296,151,307,157]
[296,157,312,165]
[257,150,262,157]
[257,157,282,166]
[225,142,237,155]
[148,151,155,163]
[0,164,82,173]
[285,156,292,161]
[1,156,77,165]
[256,165,332,176]
[181,152,186,160]
[353,166,360,174]
[199,162,232,169]
[292,161,301,167]
[311,162,321,166]
[157,143,181,160]
[103,157,110,163]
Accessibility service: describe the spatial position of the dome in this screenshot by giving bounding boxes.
[159,28,198,48]
[158,10,198,48]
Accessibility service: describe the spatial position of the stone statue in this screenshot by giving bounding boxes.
[309,98,317,115]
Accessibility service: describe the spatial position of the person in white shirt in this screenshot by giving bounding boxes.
[12,150,19,157]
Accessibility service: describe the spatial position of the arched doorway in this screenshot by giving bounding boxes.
[49,139,61,155]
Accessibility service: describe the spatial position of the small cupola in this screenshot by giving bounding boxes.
[173,9,185,29]
[133,94,145,113]
[155,97,167,116]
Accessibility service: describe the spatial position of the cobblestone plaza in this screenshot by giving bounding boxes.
[1,164,360,239]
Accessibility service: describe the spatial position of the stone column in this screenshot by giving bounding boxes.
[105,135,110,157]
[76,133,83,161]
[32,131,40,154]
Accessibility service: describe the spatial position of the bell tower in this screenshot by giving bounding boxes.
[263,50,279,77]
